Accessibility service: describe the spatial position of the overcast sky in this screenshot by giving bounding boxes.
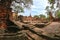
[19,0,49,16]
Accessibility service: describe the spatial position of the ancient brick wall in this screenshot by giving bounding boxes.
[0,5,12,29]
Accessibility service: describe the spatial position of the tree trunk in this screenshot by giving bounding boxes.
[49,12,54,21]
[0,5,12,30]
[0,0,13,30]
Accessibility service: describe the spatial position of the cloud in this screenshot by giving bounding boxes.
[31,5,37,8]
[19,0,49,16]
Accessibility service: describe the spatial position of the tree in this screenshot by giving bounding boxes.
[11,5,24,21]
[48,0,55,9]
[55,10,60,18]
[48,0,60,8]
[47,0,60,21]
[45,6,50,16]
[34,15,39,18]
[0,0,33,29]
[39,14,46,18]
[0,0,33,8]
[45,0,57,21]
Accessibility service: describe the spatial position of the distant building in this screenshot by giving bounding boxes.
[18,14,47,24]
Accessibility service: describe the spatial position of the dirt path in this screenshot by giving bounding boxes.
[41,22,60,38]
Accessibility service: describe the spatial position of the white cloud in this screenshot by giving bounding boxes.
[18,0,49,16]
[31,5,37,8]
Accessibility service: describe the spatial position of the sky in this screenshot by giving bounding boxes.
[18,0,49,16]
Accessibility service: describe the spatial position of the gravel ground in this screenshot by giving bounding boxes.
[41,22,60,38]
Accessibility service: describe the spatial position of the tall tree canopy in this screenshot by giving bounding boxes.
[55,10,60,18]
[0,0,33,29]
[48,0,60,9]
[46,0,60,21]
[34,15,39,18]
[0,0,33,11]
[39,14,46,18]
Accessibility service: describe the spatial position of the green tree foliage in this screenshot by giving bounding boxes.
[0,0,33,12]
[55,10,60,18]
[48,0,60,8]
[34,15,39,18]
[45,6,50,15]
[34,14,46,19]
[48,0,55,4]
[11,0,33,13]
[13,6,24,13]
[48,0,55,9]
[45,0,57,20]
[48,0,60,18]
[39,14,46,18]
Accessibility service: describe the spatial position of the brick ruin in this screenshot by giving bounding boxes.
[18,15,47,24]
[0,0,13,30]
[0,0,60,31]
[0,5,12,30]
